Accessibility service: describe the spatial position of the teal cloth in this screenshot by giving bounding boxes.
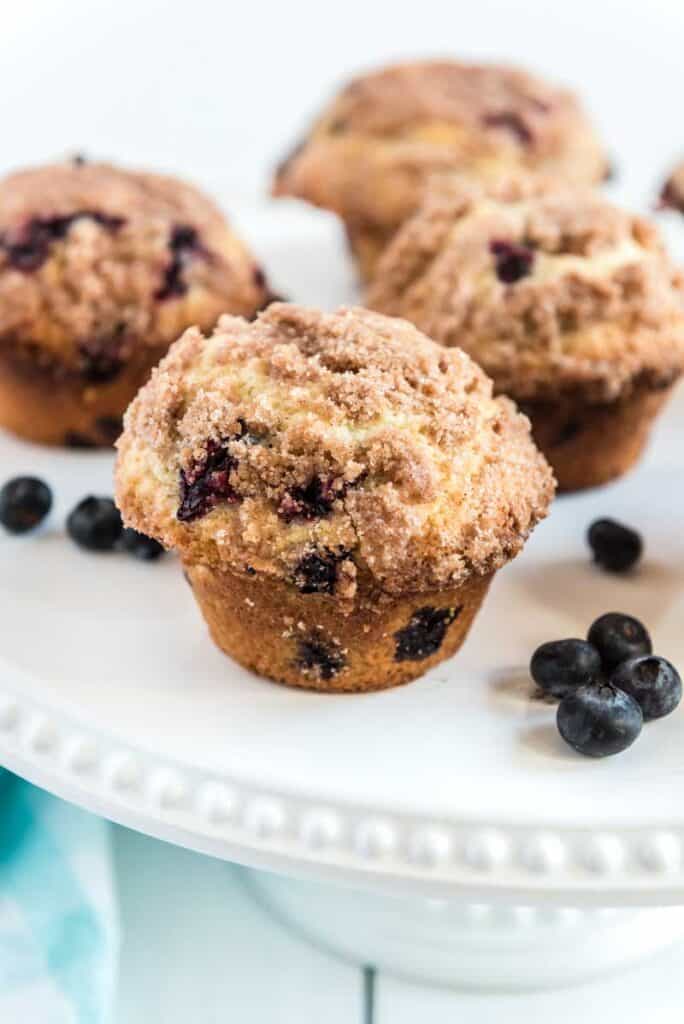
[0,772,118,1023]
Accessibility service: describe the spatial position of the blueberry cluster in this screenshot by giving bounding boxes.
[0,476,163,561]
[531,613,681,757]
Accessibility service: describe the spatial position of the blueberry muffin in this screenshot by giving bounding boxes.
[272,60,607,281]
[0,160,271,446]
[368,176,684,492]
[115,303,554,692]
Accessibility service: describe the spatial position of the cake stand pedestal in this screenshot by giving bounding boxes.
[247,872,684,990]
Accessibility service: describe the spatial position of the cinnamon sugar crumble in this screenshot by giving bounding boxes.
[115,304,554,603]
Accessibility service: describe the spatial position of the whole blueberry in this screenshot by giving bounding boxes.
[557,683,643,757]
[0,476,52,534]
[587,612,652,671]
[120,527,165,561]
[67,496,122,551]
[530,638,602,698]
[610,655,682,721]
[588,518,642,573]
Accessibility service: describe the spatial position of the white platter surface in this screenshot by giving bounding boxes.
[2,203,684,903]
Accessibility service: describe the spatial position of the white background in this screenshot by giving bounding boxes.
[3,2,684,1019]
[2,0,683,206]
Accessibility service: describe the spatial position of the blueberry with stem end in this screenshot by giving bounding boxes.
[587,612,652,672]
[610,655,682,721]
[557,683,643,757]
[530,638,602,699]
[0,476,52,534]
[120,527,165,562]
[588,518,642,573]
[67,496,122,552]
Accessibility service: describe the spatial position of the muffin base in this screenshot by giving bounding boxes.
[522,383,674,492]
[0,345,168,446]
[184,562,493,693]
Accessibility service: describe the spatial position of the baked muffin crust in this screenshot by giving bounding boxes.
[273,60,607,247]
[115,303,553,603]
[368,176,684,403]
[0,160,269,379]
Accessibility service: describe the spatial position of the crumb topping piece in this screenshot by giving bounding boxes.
[116,304,553,602]
[368,176,684,402]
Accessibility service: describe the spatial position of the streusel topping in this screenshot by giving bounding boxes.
[368,176,684,402]
[0,161,269,375]
[115,304,553,602]
[273,60,606,232]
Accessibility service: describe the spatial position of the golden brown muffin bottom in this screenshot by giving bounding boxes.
[185,562,493,693]
[0,345,169,447]
[522,381,675,493]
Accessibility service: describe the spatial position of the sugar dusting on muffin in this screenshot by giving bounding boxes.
[367,175,684,403]
[115,303,554,602]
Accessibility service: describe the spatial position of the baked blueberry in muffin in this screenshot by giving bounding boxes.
[0,160,271,445]
[368,176,684,491]
[115,303,553,691]
[272,60,607,281]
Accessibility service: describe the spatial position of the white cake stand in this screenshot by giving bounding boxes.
[2,207,684,991]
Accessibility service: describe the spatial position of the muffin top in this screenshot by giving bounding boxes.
[273,60,607,232]
[0,160,269,378]
[115,303,553,604]
[367,176,684,403]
